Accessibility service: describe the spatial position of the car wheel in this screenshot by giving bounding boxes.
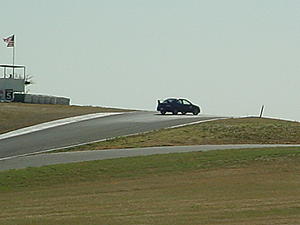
[172,109,178,115]
[160,110,166,115]
[193,109,199,115]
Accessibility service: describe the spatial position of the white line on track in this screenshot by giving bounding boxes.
[168,117,228,129]
[0,112,123,141]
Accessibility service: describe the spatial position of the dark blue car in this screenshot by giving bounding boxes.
[157,98,200,115]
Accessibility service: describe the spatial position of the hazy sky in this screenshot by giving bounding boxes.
[1,0,300,121]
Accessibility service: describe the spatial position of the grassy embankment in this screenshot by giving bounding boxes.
[0,147,300,224]
[61,117,300,152]
[0,102,131,134]
[1,104,300,224]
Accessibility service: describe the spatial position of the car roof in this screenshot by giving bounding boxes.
[164,98,192,101]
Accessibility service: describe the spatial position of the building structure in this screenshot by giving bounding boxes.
[0,64,70,105]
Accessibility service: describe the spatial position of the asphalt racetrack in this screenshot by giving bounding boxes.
[0,111,223,160]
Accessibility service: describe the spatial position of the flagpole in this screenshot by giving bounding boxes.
[12,36,15,78]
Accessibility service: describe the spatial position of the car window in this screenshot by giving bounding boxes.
[163,99,175,104]
[182,100,191,105]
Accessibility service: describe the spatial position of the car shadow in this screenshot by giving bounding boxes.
[154,113,197,117]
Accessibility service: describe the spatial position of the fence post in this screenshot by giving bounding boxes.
[259,105,265,118]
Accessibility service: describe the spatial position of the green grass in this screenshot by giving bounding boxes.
[0,147,300,225]
[0,147,299,191]
[0,102,131,134]
[1,105,300,224]
[60,117,300,152]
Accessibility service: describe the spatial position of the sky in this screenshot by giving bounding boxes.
[1,0,300,121]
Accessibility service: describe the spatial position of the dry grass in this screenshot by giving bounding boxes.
[0,148,300,224]
[1,104,300,224]
[62,117,300,152]
[0,102,131,134]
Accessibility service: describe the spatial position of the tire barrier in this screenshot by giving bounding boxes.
[13,93,70,105]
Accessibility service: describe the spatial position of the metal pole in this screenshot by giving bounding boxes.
[259,105,265,118]
[24,67,26,93]
[12,44,15,78]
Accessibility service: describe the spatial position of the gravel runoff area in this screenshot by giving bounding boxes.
[1,144,300,171]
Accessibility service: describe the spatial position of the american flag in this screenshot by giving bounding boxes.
[3,35,14,47]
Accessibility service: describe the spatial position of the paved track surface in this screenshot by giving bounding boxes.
[0,111,222,159]
[1,144,299,171]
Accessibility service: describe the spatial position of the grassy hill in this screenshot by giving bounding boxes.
[0,102,131,134]
[1,105,300,224]
[0,147,300,224]
[62,117,300,152]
